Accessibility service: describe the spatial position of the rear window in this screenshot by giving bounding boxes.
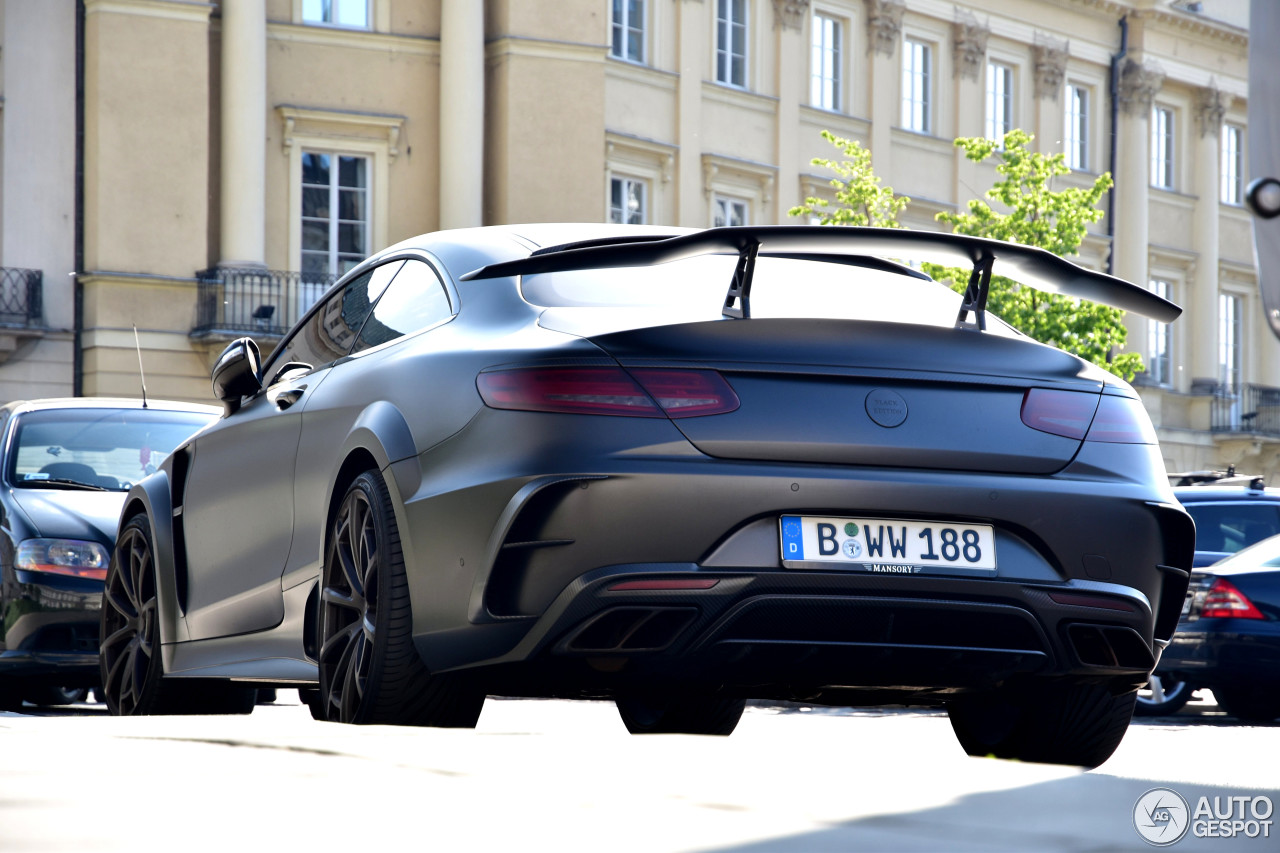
[520,255,974,328]
[1184,502,1280,553]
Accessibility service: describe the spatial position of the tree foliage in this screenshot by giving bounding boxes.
[789,131,910,227]
[793,128,1143,381]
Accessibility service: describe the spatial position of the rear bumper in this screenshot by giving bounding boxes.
[1159,619,1280,687]
[395,413,1192,699]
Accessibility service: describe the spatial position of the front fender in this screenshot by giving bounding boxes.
[117,471,189,649]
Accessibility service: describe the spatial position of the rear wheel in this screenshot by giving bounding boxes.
[100,515,255,716]
[316,470,484,727]
[616,692,745,736]
[947,680,1137,768]
[1213,685,1280,722]
[1134,672,1193,717]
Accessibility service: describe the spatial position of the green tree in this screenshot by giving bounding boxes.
[789,131,910,227]
[792,128,1143,381]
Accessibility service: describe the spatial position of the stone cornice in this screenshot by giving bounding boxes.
[951,10,989,82]
[772,0,810,31]
[864,0,904,58]
[1032,34,1069,101]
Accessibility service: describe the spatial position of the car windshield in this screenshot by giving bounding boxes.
[7,407,215,492]
[521,254,1015,331]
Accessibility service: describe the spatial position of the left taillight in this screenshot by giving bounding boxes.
[15,538,111,581]
[1198,577,1265,620]
[477,367,739,419]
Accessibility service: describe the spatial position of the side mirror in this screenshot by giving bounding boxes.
[211,337,263,415]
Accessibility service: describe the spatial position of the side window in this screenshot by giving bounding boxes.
[269,260,404,379]
[351,260,453,353]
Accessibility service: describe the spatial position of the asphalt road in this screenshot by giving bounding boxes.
[1,693,1277,853]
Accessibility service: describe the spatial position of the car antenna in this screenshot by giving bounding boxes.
[133,324,148,408]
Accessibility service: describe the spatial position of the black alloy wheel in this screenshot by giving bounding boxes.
[25,686,90,707]
[100,515,166,716]
[316,470,484,727]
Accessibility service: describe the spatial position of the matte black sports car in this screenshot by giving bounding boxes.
[0,398,218,709]
[1158,534,1280,722]
[101,225,1193,766]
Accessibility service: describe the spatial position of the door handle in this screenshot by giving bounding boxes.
[275,387,305,410]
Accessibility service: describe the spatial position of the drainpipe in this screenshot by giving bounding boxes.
[1106,15,1129,276]
[73,0,85,396]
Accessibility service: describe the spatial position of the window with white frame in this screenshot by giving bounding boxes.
[1147,279,1173,385]
[713,195,749,228]
[985,61,1013,143]
[610,176,647,225]
[901,39,932,134]
[811,13,842,111]
[716,0,748,88]
[1222,124,1244,205]
[1219,292,1242,396]
[611,0,646,63]
[301,151,369,279]
[1151,106,1175,189]
[302,0,369,28]
[1064,84,1089,170]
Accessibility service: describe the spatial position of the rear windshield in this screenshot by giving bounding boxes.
[521,255,976,328]
[1184,502,1280,554]
[8,408,215,491]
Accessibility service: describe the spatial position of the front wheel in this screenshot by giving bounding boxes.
[100,515,254,716]
[25,686,89,707]
[315,470,484,727]
[616,693,745,736]
[947,680,1138,768]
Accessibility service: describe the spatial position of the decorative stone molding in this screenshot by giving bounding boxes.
[1116,58,1165,116]
[277,105,405,161]
[1032,34,1069,101]
[864,0,904,57]
[772,0,809,31]
[951,10,989,82]
[1194,82,1233,137]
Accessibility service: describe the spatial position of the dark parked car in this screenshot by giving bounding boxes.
[0,398,218,710]
[100,225,1193,767]
[1135,479,1280,715]
[1157,533,1280,722]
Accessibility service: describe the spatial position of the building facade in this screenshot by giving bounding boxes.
[0,0,1272,479]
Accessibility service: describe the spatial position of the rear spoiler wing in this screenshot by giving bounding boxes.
[460,225,1182,329]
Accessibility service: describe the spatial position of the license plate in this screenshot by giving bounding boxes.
[780,515,997,575]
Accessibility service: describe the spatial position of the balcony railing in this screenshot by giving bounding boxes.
[1211,383,1280,437]
[194,268,335,337]
[0,267,43,326]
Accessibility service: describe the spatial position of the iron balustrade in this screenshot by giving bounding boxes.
[1211,383,1280,437]
[194,268,336,336]
[0,267,43,326]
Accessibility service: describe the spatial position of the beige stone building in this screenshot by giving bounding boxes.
[0,0,1272,479]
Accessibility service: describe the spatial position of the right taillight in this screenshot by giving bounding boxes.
[1199,577,1265,619]
[1021,389,1157,444]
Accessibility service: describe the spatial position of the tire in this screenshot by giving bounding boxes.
[0,682,24,712]
[315,470,484,727]
[1213,685,1280,722]
[616,693,745,736]
[100,514,255,716]
[947,680,1138,768]
[1134,672,1194,717]
[25,686,89,707]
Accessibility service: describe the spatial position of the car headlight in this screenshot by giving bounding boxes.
[15,538,111,580]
